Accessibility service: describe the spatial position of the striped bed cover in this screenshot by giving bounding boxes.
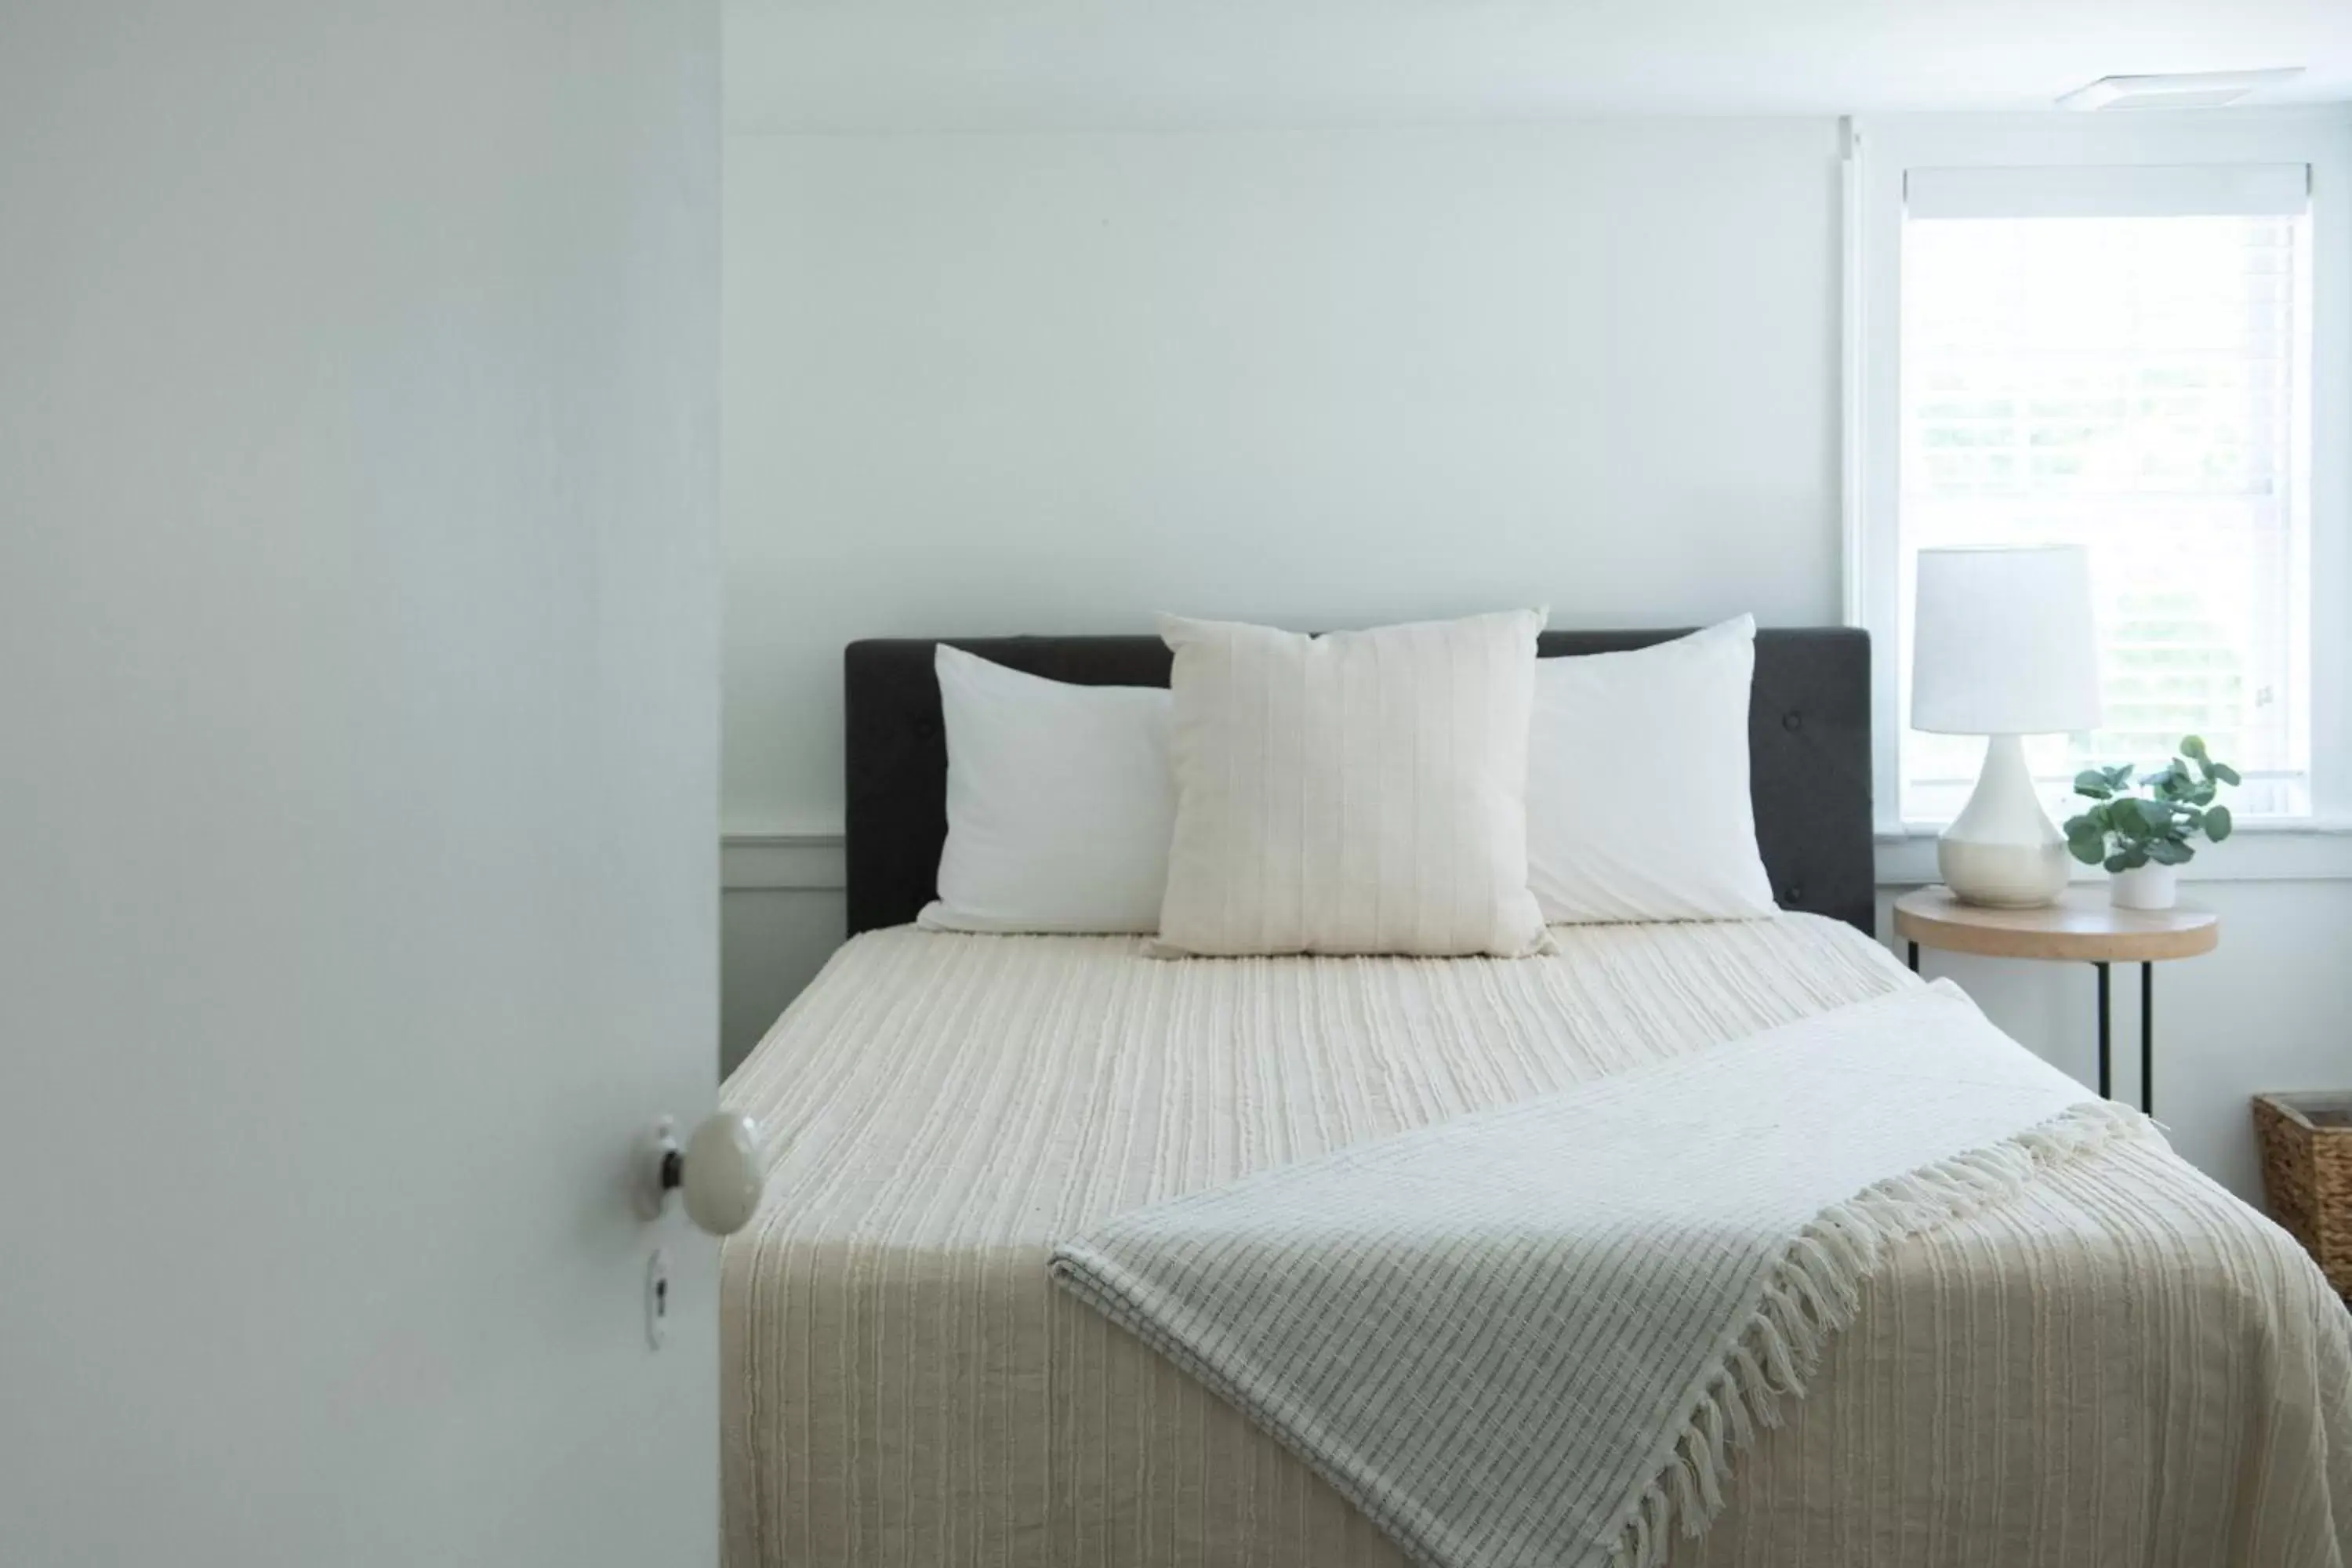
[720,916,2352,1567]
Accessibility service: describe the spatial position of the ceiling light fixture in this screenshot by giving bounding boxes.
[2058,67,2304,111]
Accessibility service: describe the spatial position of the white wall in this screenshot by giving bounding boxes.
[720,118,2350,1210]
[2,5,720,1563]
[724,120,1847,834]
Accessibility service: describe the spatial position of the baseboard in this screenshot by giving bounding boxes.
[722,833,845,891]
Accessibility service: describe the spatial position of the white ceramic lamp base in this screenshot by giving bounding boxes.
[1937,735,2070,908]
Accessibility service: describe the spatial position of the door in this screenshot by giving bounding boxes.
[0,5,720,1565]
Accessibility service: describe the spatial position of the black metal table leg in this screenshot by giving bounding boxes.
[2140,961,2154,1116]
[2095,960,2111,1100]
[1907,941,1919,973]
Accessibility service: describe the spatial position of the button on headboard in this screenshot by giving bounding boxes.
[843,629,1875,937]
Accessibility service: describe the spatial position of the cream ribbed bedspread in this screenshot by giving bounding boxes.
[720,916,2352,1568]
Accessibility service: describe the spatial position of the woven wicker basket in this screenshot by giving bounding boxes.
[2253,1093,2352,1299]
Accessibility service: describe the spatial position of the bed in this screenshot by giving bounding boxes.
[720,632,2350,1568]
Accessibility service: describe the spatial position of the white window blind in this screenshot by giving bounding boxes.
[1906,163,2310,220]
[1897,164,2314,823]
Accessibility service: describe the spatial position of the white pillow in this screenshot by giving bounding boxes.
[917,644,1174,934]
[1526,616,1777,924]
[1153,610,1552,958]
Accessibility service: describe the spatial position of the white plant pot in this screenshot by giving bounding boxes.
[2109,862,2180,911]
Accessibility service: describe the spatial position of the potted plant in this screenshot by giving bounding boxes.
[2063,735,2238,910]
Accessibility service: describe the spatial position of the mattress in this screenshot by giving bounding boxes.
[720,916,2352,1567]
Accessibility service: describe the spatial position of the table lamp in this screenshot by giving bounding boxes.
[1911,544,2103,907]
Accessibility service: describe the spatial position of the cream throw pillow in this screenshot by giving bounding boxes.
[1153,609,1552,957]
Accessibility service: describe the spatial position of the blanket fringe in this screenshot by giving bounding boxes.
[1606,1098,2146,1568]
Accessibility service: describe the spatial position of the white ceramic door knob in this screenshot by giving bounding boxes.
[640,1112,766,1236]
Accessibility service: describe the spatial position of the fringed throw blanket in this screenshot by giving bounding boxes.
[1049,981,2154,1568]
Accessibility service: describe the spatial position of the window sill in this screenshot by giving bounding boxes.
[1874,819,2352,887]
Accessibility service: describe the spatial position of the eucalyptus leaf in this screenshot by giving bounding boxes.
[2052,736,2238,869]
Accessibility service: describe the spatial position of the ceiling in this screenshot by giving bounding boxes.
[725,0,2352,132]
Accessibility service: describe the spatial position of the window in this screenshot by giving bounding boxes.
[1847,115,2350,835]
[1901,170,2311,821]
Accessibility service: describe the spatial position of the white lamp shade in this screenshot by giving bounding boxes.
[1911,545,2103,735]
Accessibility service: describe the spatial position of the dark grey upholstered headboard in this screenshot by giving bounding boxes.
[844,630,1875,938]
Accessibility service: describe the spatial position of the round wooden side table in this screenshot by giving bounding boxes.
[1893,884,2219,1115]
